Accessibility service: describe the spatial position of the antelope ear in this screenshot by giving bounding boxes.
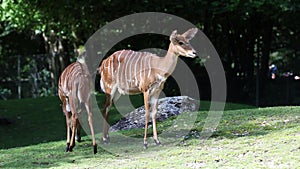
[182,28,198,41]
[169,30,177,42]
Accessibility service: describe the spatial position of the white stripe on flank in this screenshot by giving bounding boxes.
[134,53,141,86]
[111,55,114,79]
[119,50,130,88]
[117,50,125,85]
[129,52,137,87]
[139,53,144,85]
[125,51,134,90]
[100,78,106,93]
[143,53,147,80]
[147,55,151,78]
[104,58,109,69]
[63,79,68,95]
[108,57,111,71]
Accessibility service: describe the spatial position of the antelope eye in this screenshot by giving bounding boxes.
[178,41,184,45]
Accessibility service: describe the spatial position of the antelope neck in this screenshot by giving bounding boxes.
[155,43,179,77]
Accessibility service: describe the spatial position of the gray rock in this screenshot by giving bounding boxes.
[109,96,199,131]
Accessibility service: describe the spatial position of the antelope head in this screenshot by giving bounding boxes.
[169,28,198,58]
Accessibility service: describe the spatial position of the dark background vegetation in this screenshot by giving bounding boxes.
[0,0,299,106]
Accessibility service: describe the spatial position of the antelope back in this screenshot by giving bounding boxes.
[99,50,158,94]
[59,61,91,104]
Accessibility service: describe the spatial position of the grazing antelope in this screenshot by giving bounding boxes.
[58,50,97,154]
[98,28,198,148]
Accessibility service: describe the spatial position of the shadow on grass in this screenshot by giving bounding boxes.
[0,139,115,168]
[0,95,116,149]
[0,97,67,149]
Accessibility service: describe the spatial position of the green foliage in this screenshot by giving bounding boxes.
[1,0,39,33]
[0,0,299,104]
[0,87,11,100]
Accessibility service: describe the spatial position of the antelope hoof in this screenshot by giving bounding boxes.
[75,136,81,142]
[66,143,70,152]
[69,145,74,152]
[93,145,97,154]
[143,143,148,149]
[154,140,162,146]
[102,137,109,144]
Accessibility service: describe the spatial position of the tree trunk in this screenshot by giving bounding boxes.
[259,20,273,104]
[42,31,66,95]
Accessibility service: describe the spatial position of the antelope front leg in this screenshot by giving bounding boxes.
[150,95,161,146]
[143,91,150,149]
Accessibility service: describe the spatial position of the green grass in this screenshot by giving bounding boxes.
[0,96,299,168]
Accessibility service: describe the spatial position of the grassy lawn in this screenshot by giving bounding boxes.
[0,96,299,168]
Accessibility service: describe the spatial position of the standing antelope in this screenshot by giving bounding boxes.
[58,50,97,154]
[99,28,198,148]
